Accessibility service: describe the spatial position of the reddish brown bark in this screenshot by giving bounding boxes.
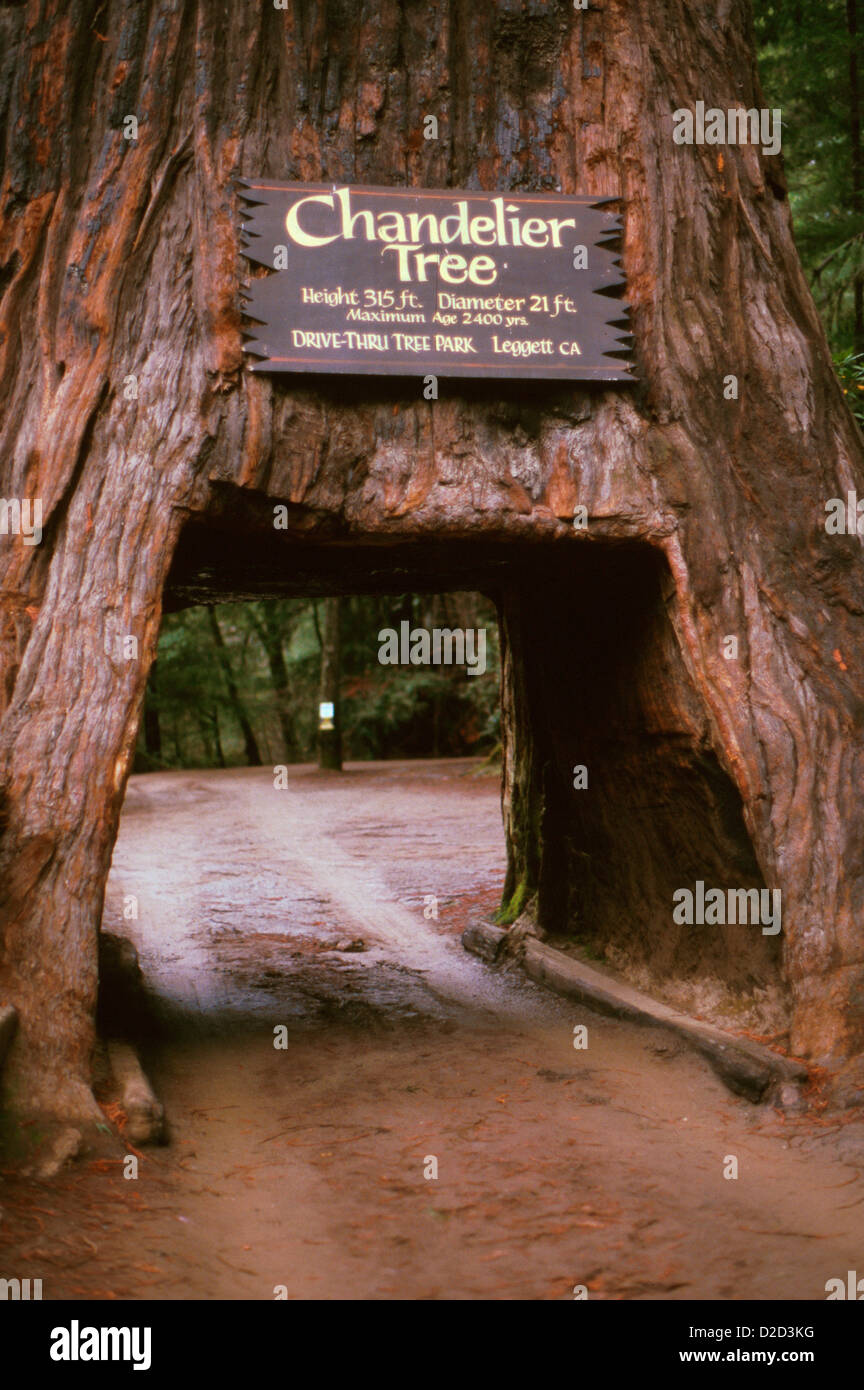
[1,0,863,1126]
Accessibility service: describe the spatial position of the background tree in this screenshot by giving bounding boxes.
[205,607,262,767]
[246,601,300,762]
[316,597,342,771]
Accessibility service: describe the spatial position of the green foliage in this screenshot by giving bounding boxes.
[835,348,864,426]
[138,592,501,770]
[753,1,863,355]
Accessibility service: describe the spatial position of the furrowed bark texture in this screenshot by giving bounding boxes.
[1,0,863,1121]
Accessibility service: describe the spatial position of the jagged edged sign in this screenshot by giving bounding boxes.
[238,180,634,381]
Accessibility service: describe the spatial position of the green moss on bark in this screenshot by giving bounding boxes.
[495,877,531,926]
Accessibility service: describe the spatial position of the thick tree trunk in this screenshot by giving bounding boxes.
[317,597,343,771]
[206,608,262,766]
[142,666,162,764]
[1,0,863,1129]
[132,675,162,772]
[209,706,227,769]
[249,606,298,761]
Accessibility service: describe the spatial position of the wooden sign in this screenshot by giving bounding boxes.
[239,181,633,381]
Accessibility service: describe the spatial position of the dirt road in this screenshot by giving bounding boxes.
[3,760,864,1300]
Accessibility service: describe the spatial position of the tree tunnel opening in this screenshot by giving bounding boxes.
[101,526,509,1043]
[499,540,785,1033]
[102,503,786,1048]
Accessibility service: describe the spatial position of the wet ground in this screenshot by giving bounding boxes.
[3,759,864,1300]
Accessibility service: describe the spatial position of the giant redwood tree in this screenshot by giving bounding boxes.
[1,0,863,1134]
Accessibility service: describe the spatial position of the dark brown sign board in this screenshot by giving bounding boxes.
[238,180,633,381]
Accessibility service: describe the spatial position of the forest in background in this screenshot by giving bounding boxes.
[136,593,501,771]
[754,1,863,390]
[135,1,862,774]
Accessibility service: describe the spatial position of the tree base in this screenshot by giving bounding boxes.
[0,1099,124,1177]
